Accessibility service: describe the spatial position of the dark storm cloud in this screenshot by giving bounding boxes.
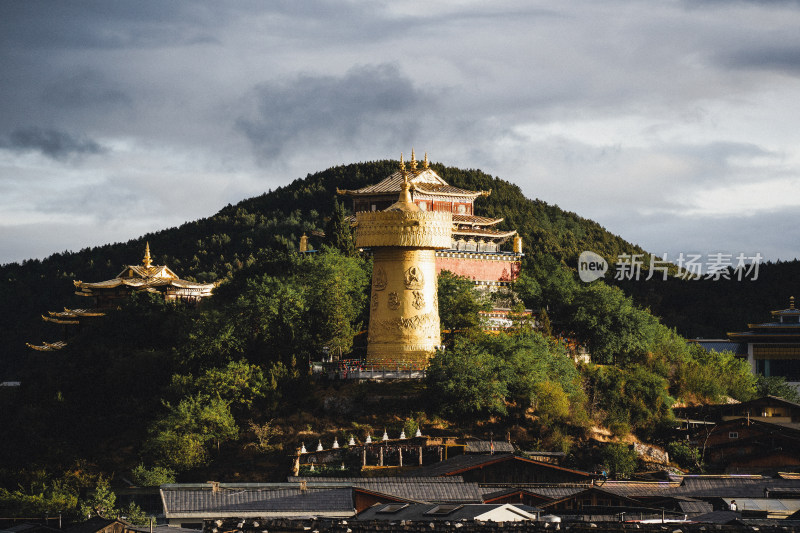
[3,127,106,160]
[0,1,219,50]
[236,64,430,160]
[717,45,800,75]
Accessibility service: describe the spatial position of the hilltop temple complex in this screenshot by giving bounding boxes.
[27,244,214,351]
[338,151,523,290]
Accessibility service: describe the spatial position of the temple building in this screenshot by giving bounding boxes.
[27,244,214,351]
[338,151,522,290]
[727,296,800,391]
[693,296,800,392]
[73,243,215,309]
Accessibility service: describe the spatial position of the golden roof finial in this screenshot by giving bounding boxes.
[410,148,417,171]
[399,152,406,172]
[423,152,429,169]
[791,296,795,310]
[143,242,152,268]
[399,161,412,204]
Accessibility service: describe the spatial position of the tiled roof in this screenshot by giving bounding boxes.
[64,517,120,533]
[673,477,800,498]
[452,214,503,226]
[287,477,481,503]
[690,340,748,355]
[677,499,714,514]
[594,481,680,497]
[160,486,354,517]
[464,441,515,454]
[401,453,593,479]
[356,503,540,522]
[289,476,464,483]
[414,183,484,197]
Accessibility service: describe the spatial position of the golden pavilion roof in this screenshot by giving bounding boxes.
[337,155,489,200]
[74,243,215,296]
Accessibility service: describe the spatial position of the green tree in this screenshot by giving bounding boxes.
[325,198,355,256]
[426,336,508,421]
[79,478,116,519]
[146,395,238,470]
[600,443,638,479]
[438,270,491,341]
[666,440,701,471]
[131,464,176,487]
[755,375,800,402]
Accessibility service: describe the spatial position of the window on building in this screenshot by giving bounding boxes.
[729,432,739,439]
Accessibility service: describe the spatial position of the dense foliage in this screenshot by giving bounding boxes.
[0,160,793,520]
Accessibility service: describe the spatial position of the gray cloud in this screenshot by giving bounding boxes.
[4,127,106,160]
[41,69,132,109]
[236,64,429,161]
[2,1,800,264]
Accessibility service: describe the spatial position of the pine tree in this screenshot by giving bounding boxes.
[326,199,355,256]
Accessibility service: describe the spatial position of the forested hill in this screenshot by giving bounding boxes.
[0,160,646,375]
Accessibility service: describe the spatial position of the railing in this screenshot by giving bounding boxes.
[312,360,426,380]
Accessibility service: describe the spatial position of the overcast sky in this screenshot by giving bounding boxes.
[2,0,800,266]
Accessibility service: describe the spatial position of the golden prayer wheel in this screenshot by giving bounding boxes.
[355,178,452,368]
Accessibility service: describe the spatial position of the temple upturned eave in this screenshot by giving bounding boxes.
[26,341,67,352]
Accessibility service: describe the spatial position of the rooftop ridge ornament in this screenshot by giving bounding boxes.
[423,152,429,169]
[143,242,152,268]
[792,296,796,310]
[410,148,418,171]
[399,152,406,172]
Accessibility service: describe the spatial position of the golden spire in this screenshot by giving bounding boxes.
[423,152,429,169]
[399,152,405,172]
[410,148,417,171]
[143,242,152,268]
[400,164,412,204]
[791,296,795,310]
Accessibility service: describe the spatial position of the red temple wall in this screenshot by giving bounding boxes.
[435,256,521,283]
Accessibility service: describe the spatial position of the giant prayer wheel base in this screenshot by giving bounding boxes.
[355,209,452,369]
[365,248,440,367]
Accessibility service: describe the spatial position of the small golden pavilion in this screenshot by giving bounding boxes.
[27,244,214,351]
[73,243,215,309]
